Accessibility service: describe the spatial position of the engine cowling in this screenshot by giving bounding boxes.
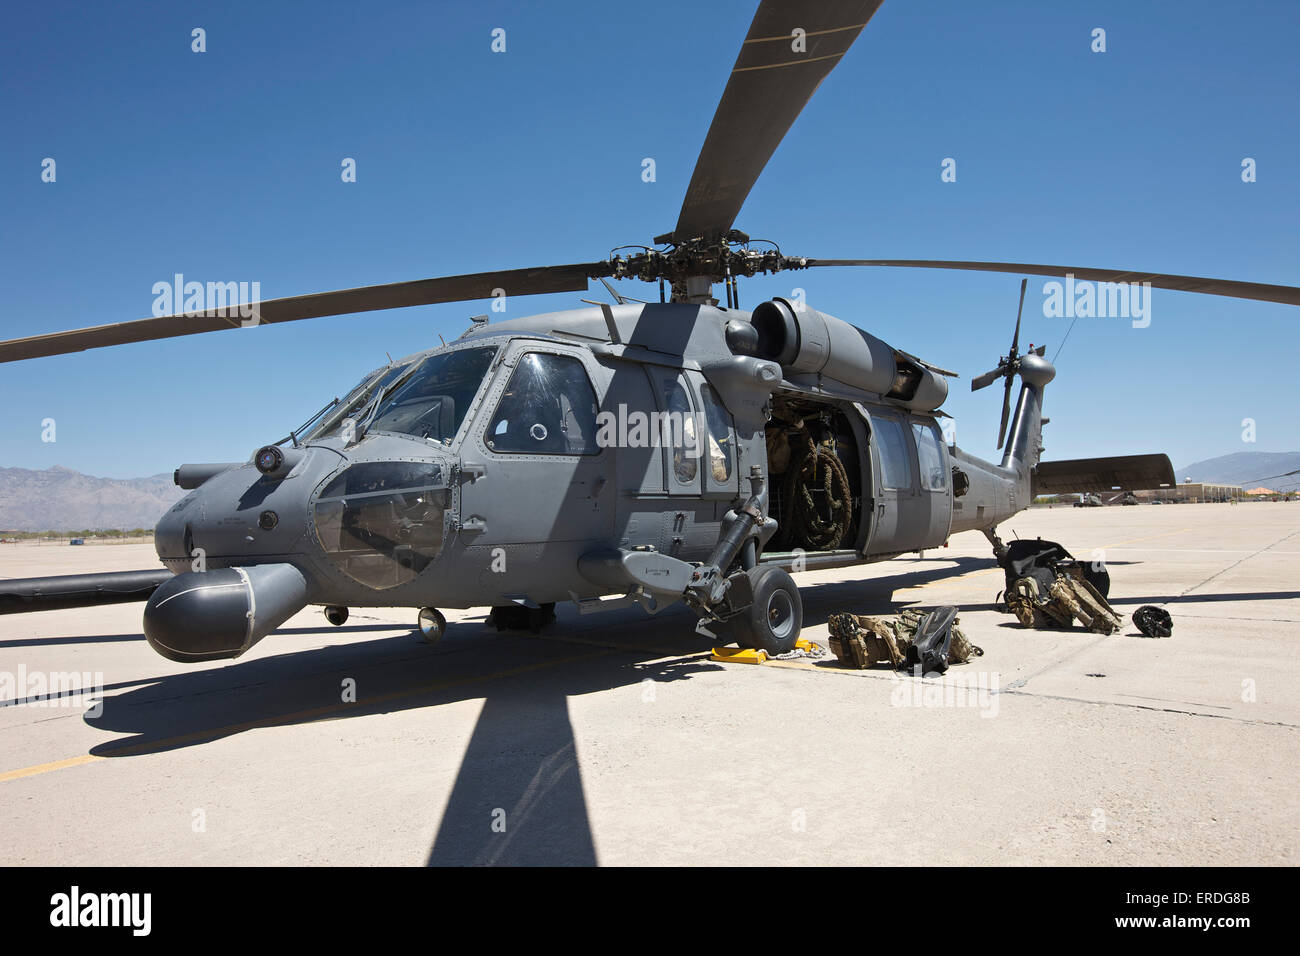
[739,298,947,411]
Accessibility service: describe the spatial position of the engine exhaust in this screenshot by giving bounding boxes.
[143,563,308,663]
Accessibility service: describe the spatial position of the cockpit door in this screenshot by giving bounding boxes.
[458,345,613,551]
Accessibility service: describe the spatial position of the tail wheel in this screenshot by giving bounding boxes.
[417,607,447,644]
[730,565,803,656]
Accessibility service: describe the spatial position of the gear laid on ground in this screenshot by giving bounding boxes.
[828,607,982,670]
[1132,605,1174,638]
[994,537,1123,635]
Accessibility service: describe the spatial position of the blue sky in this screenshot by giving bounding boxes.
[2,0,1297,479]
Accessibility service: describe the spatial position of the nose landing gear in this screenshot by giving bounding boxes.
[417,607,447,644]
[726,565,803,656]
[323,605,349,626]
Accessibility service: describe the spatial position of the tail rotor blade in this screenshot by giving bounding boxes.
[970,367,1003,391]
[1010,277,1026,357]
[996,374,1014,449]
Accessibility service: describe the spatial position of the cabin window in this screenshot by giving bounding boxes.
[486,352,600,455]
[698,384,734,482]
[873,414,912,490]
[912,422,948,492]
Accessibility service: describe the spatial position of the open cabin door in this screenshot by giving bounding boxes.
[857,405,951,557]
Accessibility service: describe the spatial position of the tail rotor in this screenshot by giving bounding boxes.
[971,279,1045,449]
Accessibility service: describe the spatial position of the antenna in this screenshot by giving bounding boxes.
[598,276,648,306]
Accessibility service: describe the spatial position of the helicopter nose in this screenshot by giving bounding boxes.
[154,448,344,573]
[153,499,192,572]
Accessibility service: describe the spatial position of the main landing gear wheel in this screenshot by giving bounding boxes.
[323,605,349,626]
[730,565,803,656]
[417,607,447,645]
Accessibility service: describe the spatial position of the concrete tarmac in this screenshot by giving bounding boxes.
[1,503,1296,865]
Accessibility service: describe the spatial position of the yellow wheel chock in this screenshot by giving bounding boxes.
[710,638,816,664]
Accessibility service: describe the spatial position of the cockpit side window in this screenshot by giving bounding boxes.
[313,461,449,591]
[662,376,698,485]
[698,383,734,483]
[485,352,600,456]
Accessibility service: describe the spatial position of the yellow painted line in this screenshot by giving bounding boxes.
[763,658,897,679]
[0,753,104,783]
[0,647,613,782]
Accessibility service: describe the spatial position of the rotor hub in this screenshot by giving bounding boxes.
[601,232,808,289]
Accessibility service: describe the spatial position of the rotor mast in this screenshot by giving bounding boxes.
[678,276,717,306]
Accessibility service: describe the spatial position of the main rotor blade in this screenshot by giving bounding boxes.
[1246,469,1300,484]
[0,263,604,364]
[806,259,1300,307]
[996,374,1014,450]
[667,0,883,243]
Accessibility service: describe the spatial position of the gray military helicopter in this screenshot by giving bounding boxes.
[3,0,1298,662]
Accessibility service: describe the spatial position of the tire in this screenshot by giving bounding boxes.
[417,607,447,644]
[731,566,803,656]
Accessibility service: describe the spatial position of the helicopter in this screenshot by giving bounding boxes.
[3,0,1298,662]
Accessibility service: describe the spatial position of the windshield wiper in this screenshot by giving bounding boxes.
[286,395,344,446]
[354,359,426,436]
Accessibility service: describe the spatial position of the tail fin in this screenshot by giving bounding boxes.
[1000,352,1055,475]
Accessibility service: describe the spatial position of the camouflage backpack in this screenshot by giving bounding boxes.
[1006,571,1121,635]
[828,609,982,669]
[827,612,907,668]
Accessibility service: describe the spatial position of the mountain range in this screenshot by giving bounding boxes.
[1173,451,1300,490]
[0,466,184,532]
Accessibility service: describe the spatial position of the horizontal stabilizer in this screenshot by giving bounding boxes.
[1032,454,1175,495]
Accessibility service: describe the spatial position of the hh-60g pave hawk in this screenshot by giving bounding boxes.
[2,0,1298,662]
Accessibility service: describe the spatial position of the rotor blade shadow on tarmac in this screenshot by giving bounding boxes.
[426,690,596,866]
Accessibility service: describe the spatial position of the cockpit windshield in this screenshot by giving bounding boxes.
[300,361,415,442]
[366,346,497,444]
